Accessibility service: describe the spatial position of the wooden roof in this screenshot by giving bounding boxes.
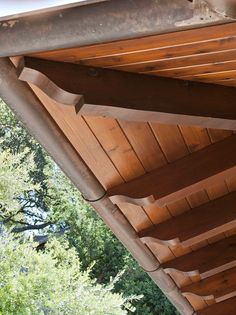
[12,20,236,314]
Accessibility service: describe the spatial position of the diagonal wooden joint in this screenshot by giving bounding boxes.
[138,192,236,248]
[182,266,236,305]
[108,135,236,207]
[163,235,236,282]
[17,56,236,130]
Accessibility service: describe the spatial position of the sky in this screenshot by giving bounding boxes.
[0,1,90,19]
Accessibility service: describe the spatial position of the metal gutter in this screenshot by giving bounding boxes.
[0,0,231,58]
[205,0,236,19]
[0,57,196,315]
[0,1,107,22]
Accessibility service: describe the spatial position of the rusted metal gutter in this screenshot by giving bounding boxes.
[205,0,236,19]
[0,57,196,315]
[0,0,232,58]
[0,1,107,22]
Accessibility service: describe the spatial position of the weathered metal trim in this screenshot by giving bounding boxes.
[0,0,107,22]
[204,0,236,19]
[0,57,196,315]
[0,0,232,58]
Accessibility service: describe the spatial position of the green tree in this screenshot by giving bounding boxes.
[0,149,36,215]
[0,233,132,315]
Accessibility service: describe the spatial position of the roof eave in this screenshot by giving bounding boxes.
[0,0,233,58]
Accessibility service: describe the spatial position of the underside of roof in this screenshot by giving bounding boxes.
[1,1,236,314]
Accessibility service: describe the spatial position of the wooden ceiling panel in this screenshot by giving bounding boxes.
[32,22,236,88]
[31,23,236,62]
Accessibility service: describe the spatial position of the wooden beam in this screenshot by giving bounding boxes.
[18,57,236,130]
[108,135,236,207]
[163,235,236,279]
[198,296,236,315]
[138,192,236,248]
[182,266,236,303]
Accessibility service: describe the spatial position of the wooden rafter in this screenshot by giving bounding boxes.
[138,192,236,247]
[108,135,236,207]
[18,56,236,130]
[182,266,236,303]
[163,235,236,279]
[198,296,236,315]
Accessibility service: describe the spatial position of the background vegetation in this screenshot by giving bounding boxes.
[0,100,178,315]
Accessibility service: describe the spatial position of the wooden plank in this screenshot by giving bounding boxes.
[180,126,230,244]
[155,125,208,251]
[185,189,211,250]
[108,135,236,207]
[198,297,236,315]
[119,121,191,264]
[138,192,236,248]
[123,50,236,73]
[179,125,210,152]
[119,203,152,233]
[167,199,190,217]
[84,116,145,180]
[216,78,236,87]
[208,129,233,143]
[149,124,192,241]
[144,204,171,225]
[118,121,174,229]
[118,121,166,172]
[181,69,236,81]
[150,124,189,162]
[185,294,211,311]
[178,125,213,249]
[29,85,123,189]
[150,60,236,78]
[116,120,175,243]
[163,235,236,279]
[207,128,232,241]
[147,242,175,264]
[84,116,155,232]
[119,121,195,262]
[18,57,236,130]
[182,266,236,303]
[32,22,236,63]
[80,36,236,68]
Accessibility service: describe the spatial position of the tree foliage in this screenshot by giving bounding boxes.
[0,100,179,315]
[0,149,36,214]
[0,234,131,315]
